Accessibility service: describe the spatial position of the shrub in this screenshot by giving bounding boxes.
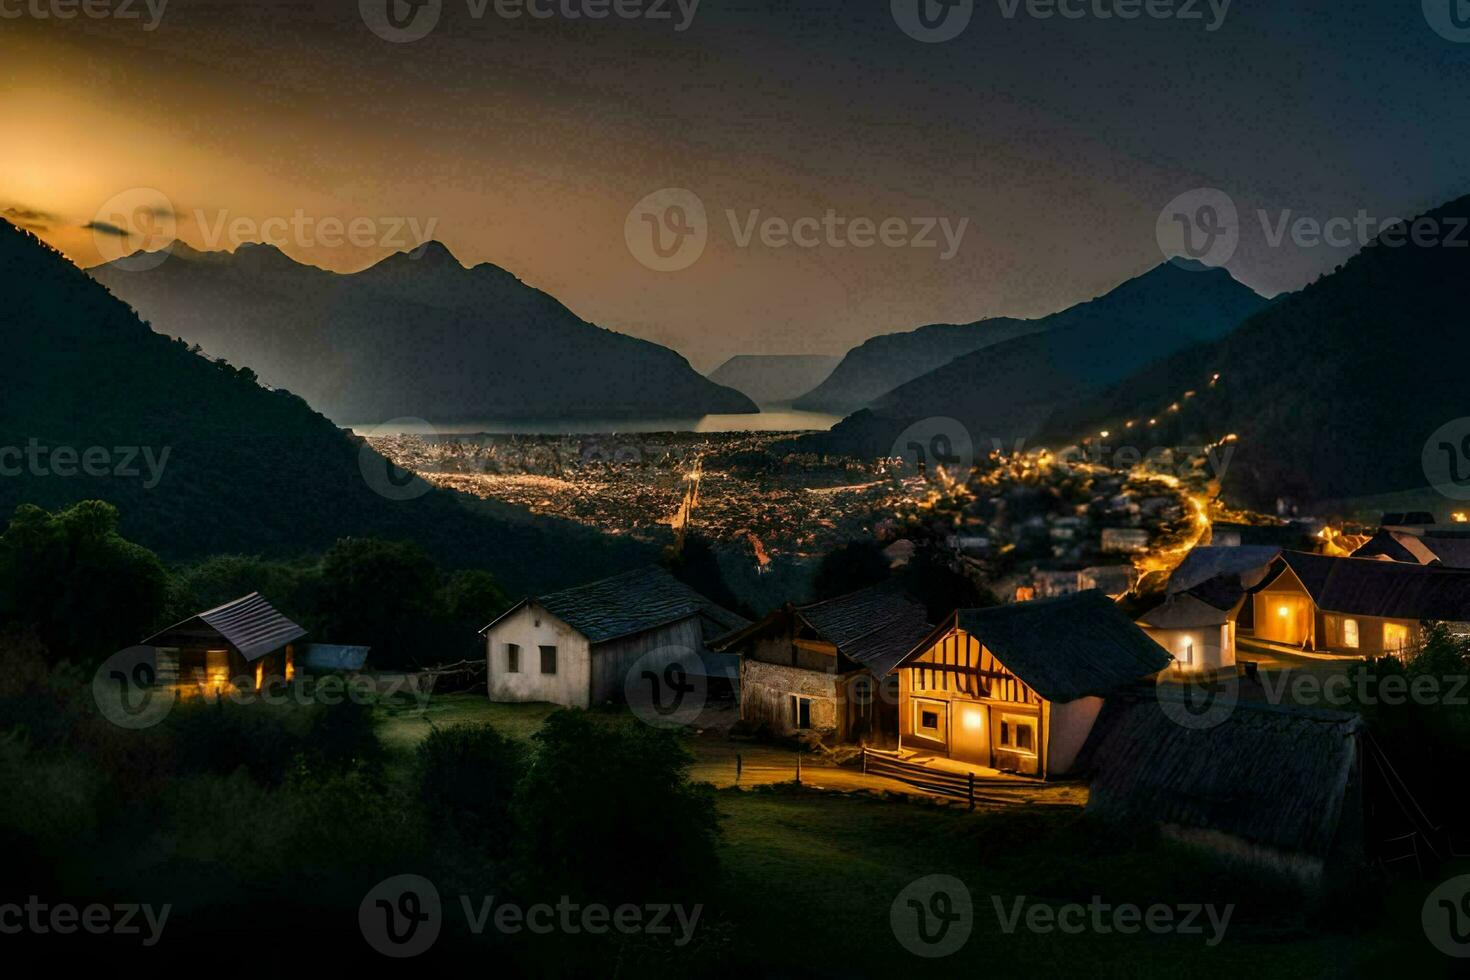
[514,710,719,902]
[416,723,524,857]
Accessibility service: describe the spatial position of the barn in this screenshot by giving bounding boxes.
[480,566,748,709]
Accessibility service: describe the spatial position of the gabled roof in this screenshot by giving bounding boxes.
[710,581,932,677]
[1166,546,1282,595]
[1352,529,1470,569]
[1078,693,1362,860]
[480,566,749,645]
[1265,551,1470,622]
[142,592,307,663]
[902,591,1171,703]
[1137,592,1241,630]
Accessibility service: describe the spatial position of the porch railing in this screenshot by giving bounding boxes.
[861,747,976,810]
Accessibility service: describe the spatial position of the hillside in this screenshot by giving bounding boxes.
[88,241,757,424]
[0,221,649,590]
[1038,195,1470,511]
[790,317,1046,414]
[707,354,841,406]
[793,261,1268,460]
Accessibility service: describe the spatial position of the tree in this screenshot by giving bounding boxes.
[0,501,167,665]
[661,532,752,618]
[316,538,441,668]
[809,538,891,602]
[515,711,718,901]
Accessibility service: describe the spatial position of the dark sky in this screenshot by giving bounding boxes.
[4,0,1468,368]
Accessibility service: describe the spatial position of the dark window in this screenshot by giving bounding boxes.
[1000,720,1010,744]
[792,696,812,729]
[540,645,557,674]
[920,710,939,731]
[1017,724,1034,752]
[506,644,520,673]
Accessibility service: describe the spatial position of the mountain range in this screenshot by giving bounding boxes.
[88,241,757,424]
[706,354,841,407]
[1039,195,1470,510]
[0,221,649,591]
[791,260,1269,460]
[790,318,1047,415]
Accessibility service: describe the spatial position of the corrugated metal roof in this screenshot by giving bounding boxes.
[143,592,307,663]
[1273,551,1470,621]
[922,590,1171,703]
[482,566,749,645]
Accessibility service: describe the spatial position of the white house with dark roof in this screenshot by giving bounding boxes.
[479,566,748,709]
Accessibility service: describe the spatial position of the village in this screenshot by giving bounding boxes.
[106,441,1470,968]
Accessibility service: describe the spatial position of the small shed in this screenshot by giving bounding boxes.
[141,592,306,692]
[1078,693,1367,888]
[1137,592,1241,675]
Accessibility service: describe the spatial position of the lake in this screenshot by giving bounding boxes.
[347,410,842,436]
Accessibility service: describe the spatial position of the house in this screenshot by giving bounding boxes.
[1079,564,1137,598]
[1078,693,1368,888]
[480,566,748,709]
[141,592,305,694]
[1101,527,1150,554]
[1351,527,1470,569]
[711,581,932,743]
[1137,592,1240,674]
[1249,551,1470,655]
[893,591,1171,777]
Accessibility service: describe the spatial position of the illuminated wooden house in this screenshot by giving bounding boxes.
[894,591,1170,777]
[1249,551,1470,656]
[141,592,306,694]
[713,582,932,744]
[1137,592,1241,675]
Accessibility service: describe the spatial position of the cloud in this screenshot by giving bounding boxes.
[83,220,134,238]
[2,205,57,232]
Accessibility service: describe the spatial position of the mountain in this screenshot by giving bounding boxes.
[790,317,1047,414]
[88,241,757,424]
[0,221,649,591]
[791,261,1269,460]
[707,354,842,407]
[1038,195,1470,510]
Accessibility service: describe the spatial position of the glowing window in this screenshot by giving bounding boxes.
[999,715,1037,754]
[1384,623,1409,654]
[1178,637,1194,665]
[1342,619,1359,649]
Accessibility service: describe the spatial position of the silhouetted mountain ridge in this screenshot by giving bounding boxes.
[0,220,649,589]
[89,240,757,423]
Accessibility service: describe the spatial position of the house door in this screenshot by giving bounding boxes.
[950,701,989,766]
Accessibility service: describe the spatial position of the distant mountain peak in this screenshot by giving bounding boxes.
[401,240,462,268]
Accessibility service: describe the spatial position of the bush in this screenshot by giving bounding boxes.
[514,711,719,902]
[417,723,524,857]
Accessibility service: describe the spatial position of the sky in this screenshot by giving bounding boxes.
[3,0,1469,370]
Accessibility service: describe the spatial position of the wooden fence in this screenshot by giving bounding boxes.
[861,748,977,809]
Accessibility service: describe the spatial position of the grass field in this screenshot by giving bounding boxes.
[374,691,1440,976]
